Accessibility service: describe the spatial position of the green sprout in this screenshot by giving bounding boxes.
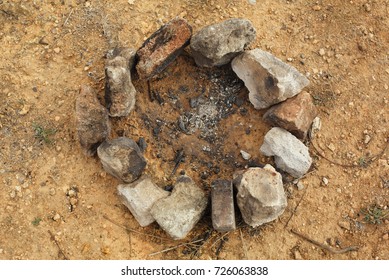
[33,123,56,144]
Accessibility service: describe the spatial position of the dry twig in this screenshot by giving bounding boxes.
[290,228,359,254]
[239,229,248,260]
[102,214,170,241]
[148,239,204,257]
[284,189,307,229]
[48,230,69,260]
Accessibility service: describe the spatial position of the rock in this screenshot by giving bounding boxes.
[190,18,256,67]
[76,85,110,156]
[117,176,169,227]
[263,91,318,139]
[309,116,321,139]
[260,127,312,178]
[231,49,309,109]
[136,17,192,79]
[233,165,287,227]
[105,47,137,117]
[97,137,146,183]
[211,179,236,232]
[150,176,208,240]
[240,150,251,160]
[338,220,351,231]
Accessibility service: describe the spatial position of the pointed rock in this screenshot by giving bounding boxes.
[233,165,287,227]
[76,85,110,156]
[231,49,309,109]
[97,137,146,183]
[260,127,312,178]
[105,47,137,117]
[150,176,208,240]
[117,176,169,227]
[136,17,192,79]
[190,18,256,67]
[263,91,318,139]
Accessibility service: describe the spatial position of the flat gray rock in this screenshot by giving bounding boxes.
[231,49,309,109]
[190,18,256,67]
[97,137,146,183]
[233,165,287,227]
[150,176,208,240]
[76,85,110,156]
[260,127,312,178]
[105,48,137,117]
[117,176,169,227]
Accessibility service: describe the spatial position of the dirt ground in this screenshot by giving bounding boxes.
[0,0,388,260]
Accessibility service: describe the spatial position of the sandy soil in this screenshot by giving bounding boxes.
[0,0,388,260]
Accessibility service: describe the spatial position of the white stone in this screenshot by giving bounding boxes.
[260,127,312,178]
[117,176,169,227]
[233,165,287,227]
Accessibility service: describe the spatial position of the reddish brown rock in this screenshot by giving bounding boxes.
[76,85,110,156]
[136,17,192,80]
[211,179,236,232]
[263,91,317,139]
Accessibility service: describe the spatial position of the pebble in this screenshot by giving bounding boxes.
[319,48,325,56]
[322,177,329,186]
[296,181,304,190]
[49,188,56,196]
[383,233,388,240]
[53,47,60,54]
[240,150,251,160]
[312,5,322,11]
[53,213,61,221]
[364,134,371,144]
[327,143,336,152]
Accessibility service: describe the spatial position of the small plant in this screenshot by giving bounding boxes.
[33,123,56,144]
[32,217,42,226]
[360,205,389,225]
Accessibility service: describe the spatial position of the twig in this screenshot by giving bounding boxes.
[102,214,170,241]
[48,230,69,260]
[239,229,248,260]
[310,135,388,168]
[148,239,204,256]
[63,8,74,27]
[290,228,359,254]
[210,232,230,249]
[284,189,307,229]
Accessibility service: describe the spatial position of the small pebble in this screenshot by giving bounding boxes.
[327,143,336,152]
[312,5,322,11]
[319,48,325,56]
[296,181,304,190]
[53,213,61,221]
[240,150,251,160]
[364,134,371,144]
[383,233,389,240]
[322,177,329,186]
[53,47,60,54]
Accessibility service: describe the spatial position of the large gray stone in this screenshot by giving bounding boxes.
[231,49,309,109]
[233,165,287,227]
[211,179,236,232]
[150,176,208,240]
[97,137,146,183]
[260,127,312,178]
[190,18,256,67]
[105,47,137,117]
[76,85,110,156]
[117,176,169,227]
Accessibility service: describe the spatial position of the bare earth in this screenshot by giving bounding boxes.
[0,0,388,260]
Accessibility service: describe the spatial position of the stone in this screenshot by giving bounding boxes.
[150,176,208,240]
[233,165,287,227]
[231,49,310,109]
[240,150,251,160]
[260,127,312,178]
[105,47,137,117]
[76,85,110,156]
[97,137,146,183]
[211,179,236,232]
[263,91,318,139]
[117,176,169,227]
[190,18,256,67]
[136,17,192,79]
